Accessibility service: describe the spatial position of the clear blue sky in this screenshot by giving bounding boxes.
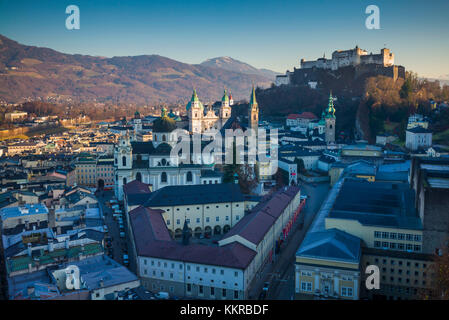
[0,0,448,78]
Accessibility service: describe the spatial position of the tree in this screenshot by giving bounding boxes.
[237,164,258,194]
[400,77,413,100]
[420,247,449,300]
[222,141,240,183]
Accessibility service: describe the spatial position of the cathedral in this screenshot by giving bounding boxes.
[114,87,259,200]
[114,107,218,200]
[188,89,234,133]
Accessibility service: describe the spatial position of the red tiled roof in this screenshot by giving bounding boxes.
[129,206,257,269]
[298,112,318,120]
[222,186,300,245]
[123,180,152,196]
[287,114,301,119]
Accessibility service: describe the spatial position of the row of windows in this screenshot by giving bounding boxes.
[378,266,428,278]
[300,282,353,297]
[186,284,239,299]
[165,204,239,211]
[382,276,427,286]
[203,180,219,184]
[374,241,421,252]
[374,231,421,242]
[370,258,427,269]
[167,216,239,225]
[143,259,238,277]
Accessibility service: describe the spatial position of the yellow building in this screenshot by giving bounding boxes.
[295,229,361,300]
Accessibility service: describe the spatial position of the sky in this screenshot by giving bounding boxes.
[0,0,448,78]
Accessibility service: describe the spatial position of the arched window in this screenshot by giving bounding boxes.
[161,159,167,166]
[123,177,127,185]
[186,171,193,182]
[137,154,142,162]
[122,156,126,167]
[161,172,167,183]
[154,135,157,142]
[162,135,166,142]
[136,172,142,182]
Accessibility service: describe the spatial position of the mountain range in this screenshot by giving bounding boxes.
[200,56,280,80]
[0,34,277,105]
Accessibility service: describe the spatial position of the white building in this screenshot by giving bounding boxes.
[188,89,232,134]
[275,73,291,86]
[405,126,432,151]
[129,186,302,299]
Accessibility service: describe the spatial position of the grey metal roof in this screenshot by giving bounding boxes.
[143,183,244,207]
[296,228,361,264]
[328,179,422,230]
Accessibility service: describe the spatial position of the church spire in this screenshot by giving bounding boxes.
[192,89,199,102]
[222,89,229,102]
[326,91,335,118]
[250,84,258,107]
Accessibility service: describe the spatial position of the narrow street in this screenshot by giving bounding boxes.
[247,181,329,300]
[97,191,129,268]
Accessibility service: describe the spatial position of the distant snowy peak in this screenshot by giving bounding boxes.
[200,56,280,80]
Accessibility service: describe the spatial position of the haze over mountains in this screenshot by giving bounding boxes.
[0,35,276,105]
[200,56,280,80]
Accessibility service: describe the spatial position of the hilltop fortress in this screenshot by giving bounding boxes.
[300,46,394,70]
[275,46,405,88]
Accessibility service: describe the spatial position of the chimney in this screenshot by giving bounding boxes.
[27,243,32,256]
[65,239,69,250]
[99,279,104,288]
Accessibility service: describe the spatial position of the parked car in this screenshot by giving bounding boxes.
[263,282,270,292]
[155,292,169,300]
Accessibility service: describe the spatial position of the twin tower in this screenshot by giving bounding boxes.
[187,87,259,134]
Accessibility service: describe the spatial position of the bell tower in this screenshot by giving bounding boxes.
[325,92,336,144]
[188,89,203,134]
[220,89,232,126]
[248,85,259,132]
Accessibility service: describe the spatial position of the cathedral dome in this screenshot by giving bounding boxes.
[152,115,177,133]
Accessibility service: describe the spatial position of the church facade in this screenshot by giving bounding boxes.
[114,108,218,200]
[114,88,259,200]
[188,89,233,133]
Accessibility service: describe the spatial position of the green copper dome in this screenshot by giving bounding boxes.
[222,89,229,102]
[186,89,204,111]
[152,109,176,133]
